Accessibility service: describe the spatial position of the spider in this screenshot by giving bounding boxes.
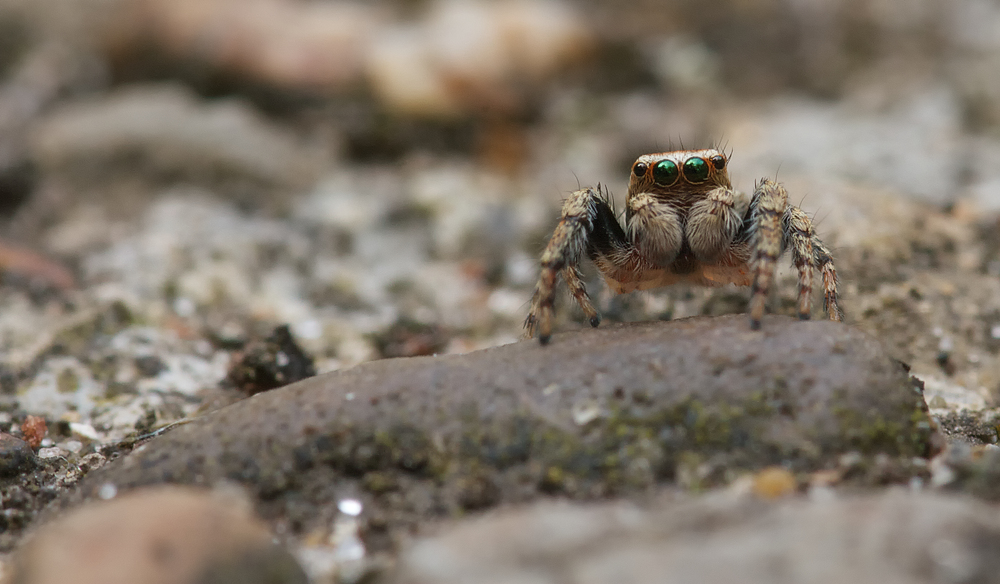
[525,148,843,344]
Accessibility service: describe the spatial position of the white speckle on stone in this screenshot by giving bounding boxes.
[571,399,602,426]
[542,383,560,396]
[938,336,954,352]
[275,351,290,367]
[98,483,118,500]
[63,440,83,453]
[991,325,1000,339]
[345,392,355,401]
[69,422,100,440]
[37,447,66,460]
[338,498,363,516]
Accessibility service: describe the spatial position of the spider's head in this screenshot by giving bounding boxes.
[628,149,731,201]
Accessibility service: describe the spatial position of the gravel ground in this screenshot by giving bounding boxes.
[2,0,1000,581]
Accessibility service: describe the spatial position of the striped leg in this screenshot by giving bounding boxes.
[784,206,815,320]
[563,266,600,327]
[747,179,787,329]
[525,187,624,344]
[813,240,842,321]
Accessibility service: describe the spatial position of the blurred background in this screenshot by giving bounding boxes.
[0,0,999,447]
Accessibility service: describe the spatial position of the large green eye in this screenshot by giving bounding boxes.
[683,157,710,183]
[652,160,679,185]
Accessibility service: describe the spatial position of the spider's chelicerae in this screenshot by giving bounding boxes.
[525,148,843,344]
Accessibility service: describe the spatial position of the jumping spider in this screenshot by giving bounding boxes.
[525,148,843,344]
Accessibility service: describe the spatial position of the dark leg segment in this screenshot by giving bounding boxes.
[525,187,628,344]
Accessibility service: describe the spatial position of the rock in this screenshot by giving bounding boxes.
[72,316,935,548]
[366,0,591,118]
[29,84,326,205]
[9,485,307,584]
[0,433,36,477]
[102,0,385,92]
[391,490,1000,584]
[19,415,47,450]
[226,324,317,396]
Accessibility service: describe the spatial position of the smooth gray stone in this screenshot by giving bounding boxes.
[74,315,933,546]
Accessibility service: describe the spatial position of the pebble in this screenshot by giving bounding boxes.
[30,84,325,199]
[0,433,36,477]
[10,486,307,584]
[751,467,797,500]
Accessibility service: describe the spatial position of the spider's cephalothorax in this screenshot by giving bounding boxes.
[525,148,842,344]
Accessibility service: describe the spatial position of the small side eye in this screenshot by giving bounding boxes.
[710,155,726,170]
[652,160,679,186]
[633,162,648,177]
[683,157,710,183]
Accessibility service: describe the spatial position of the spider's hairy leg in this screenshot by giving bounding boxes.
[747,178,787,329]
[563,266,600,326]
[784,206,815,320]
[686,186,749,262]
[813,239,843,321]
[525,187,623,344]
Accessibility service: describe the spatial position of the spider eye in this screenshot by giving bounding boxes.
[652,160,679,185]
[710,155,726,170]
[633,162,648,177]
[683,157,709,183]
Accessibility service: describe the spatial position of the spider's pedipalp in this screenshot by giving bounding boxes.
[687,186,749,263]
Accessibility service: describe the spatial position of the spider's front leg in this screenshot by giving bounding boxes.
[525,187,625,344]
[748,178,843,328]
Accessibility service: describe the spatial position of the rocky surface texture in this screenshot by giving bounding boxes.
[68,316,932,552]
[0,0,998,582]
